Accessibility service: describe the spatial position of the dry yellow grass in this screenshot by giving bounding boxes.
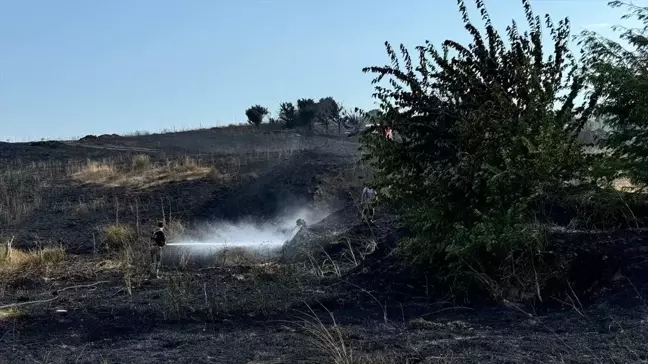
[0,245,66,278]
[297,304,354,364]
[0,307,22,320]
[612,177,645,193]
[75,161,117,181]
[71,155,221,188]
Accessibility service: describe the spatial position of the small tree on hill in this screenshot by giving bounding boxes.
[316,97,341,134]
[279,102,298,129]
[297,98,317,131]
[245,105,269,128]
[342,107,365,133]
[361,0,599,296]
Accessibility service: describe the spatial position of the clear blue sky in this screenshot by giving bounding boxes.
[0,0,635,141]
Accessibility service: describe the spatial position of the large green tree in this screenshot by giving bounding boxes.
[360,0,598,290]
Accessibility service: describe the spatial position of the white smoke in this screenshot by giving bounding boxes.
[163,207,329,263]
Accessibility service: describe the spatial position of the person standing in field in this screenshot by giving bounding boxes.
[360,185,377,223]
[150,221,166,278]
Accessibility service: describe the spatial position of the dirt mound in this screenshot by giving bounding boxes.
[78,134,123,144]
[28,140,65,148]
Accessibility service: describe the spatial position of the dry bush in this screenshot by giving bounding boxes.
[297,306,436,364]
[101,223,136,251]
[306,249,343,278]
[132,154,151,170]
[163,272,195,318]
[37,246,67,263]
[120,245,150,295]
[101,224,149,295]
[297,304,354,364]
[176,250,193,270]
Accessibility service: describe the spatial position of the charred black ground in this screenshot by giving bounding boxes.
[1,127,647,363]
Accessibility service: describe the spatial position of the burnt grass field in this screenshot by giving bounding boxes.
[1,125,648,363]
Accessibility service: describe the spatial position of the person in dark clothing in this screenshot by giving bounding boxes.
[361,186,377,222]
[150,221,166,278]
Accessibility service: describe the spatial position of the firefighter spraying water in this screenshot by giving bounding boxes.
[149,221,166,278]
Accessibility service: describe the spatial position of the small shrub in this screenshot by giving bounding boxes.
[297,304,353,364]
[37,246,66,265]
[132,154,151,170]
[102,223,135,251]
